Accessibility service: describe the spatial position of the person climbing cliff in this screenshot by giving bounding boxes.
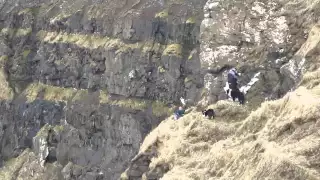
[226,68,245,105]
[174,106,185,120]
[227,68,240,91]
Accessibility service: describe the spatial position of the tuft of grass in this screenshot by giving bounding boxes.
[1,28,32,37]
[0,55,8,67]
[299,69,320,88]
[186,17,196,24]
[24,83,171,117]
[18,7,40,15]
[40,31,144,52]
[120,172,129,180]
[100,90,148,110]
[1,28,9,35]
[163,44,183,58]
[158,66,166,73]
[152,100,173,117]
[72,89,88,101]
[22,50,31,59]
[24,83,43,102]
[115,99,148,111]
[24,83,77,102]
[50,13,72,23]
[36,30,47,39]
[207,100,249,122]
[155,9,169,18]
[184,77,192,83]
[36,124,51,138]
[42,85,75,102]
[0,68,13,100]
[53,125,64,133]
[99,90,171,117]
[99,90,110,104]
[16,28,32,37]
[0,149,31,179]
[128,83,320,180]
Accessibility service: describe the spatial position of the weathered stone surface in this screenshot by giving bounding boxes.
[198,0,320,107]
[1,0,320,179]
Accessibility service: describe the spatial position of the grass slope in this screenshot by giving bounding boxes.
[124,71,320,180]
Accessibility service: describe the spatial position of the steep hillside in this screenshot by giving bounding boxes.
[122,72,320,179]
[199,0,320,107]
[0,0,208,179]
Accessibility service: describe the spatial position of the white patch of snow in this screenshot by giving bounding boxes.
[240,72,261,94]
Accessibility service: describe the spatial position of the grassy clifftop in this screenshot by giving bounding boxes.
[123,69,320,179]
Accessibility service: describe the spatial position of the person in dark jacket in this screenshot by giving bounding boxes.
[174,106,185,120]
[227,68,246,105]
[227,68,240,91]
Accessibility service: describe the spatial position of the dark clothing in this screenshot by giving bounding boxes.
[230,88,245,105]
[228,70,239,91]
[174,109,185,120]
[175,109,185,117]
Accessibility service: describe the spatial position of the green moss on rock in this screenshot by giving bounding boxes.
[99,90,171,117]
[40,31,145,53]
[18,7,40,16]
[158,66,166,73]
[0,68,14,100]
[53,125,64,133]
[155,9,169,18]
[184,77,192,83]
[0,55,8,67]
[163,44,183,57]
[186,17,196,24]
[16,28,32,37]
[0,28,32,37]
[0,149,31,180]
[152,100,173,117]
[36,124,51,138]
[24,83,78,102]
[99,90,110,104]
[72,89,88,101]
[115,99,148,111]
[22,50,31,59]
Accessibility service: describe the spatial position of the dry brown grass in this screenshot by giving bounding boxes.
[0,68,13,100]
[299,69,320,88]
[126,84,320,179]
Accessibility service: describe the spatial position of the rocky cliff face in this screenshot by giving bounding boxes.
[199,0,320,107]
[0,0,207,103]
[1,0,320,179]
[0,0,208,179]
